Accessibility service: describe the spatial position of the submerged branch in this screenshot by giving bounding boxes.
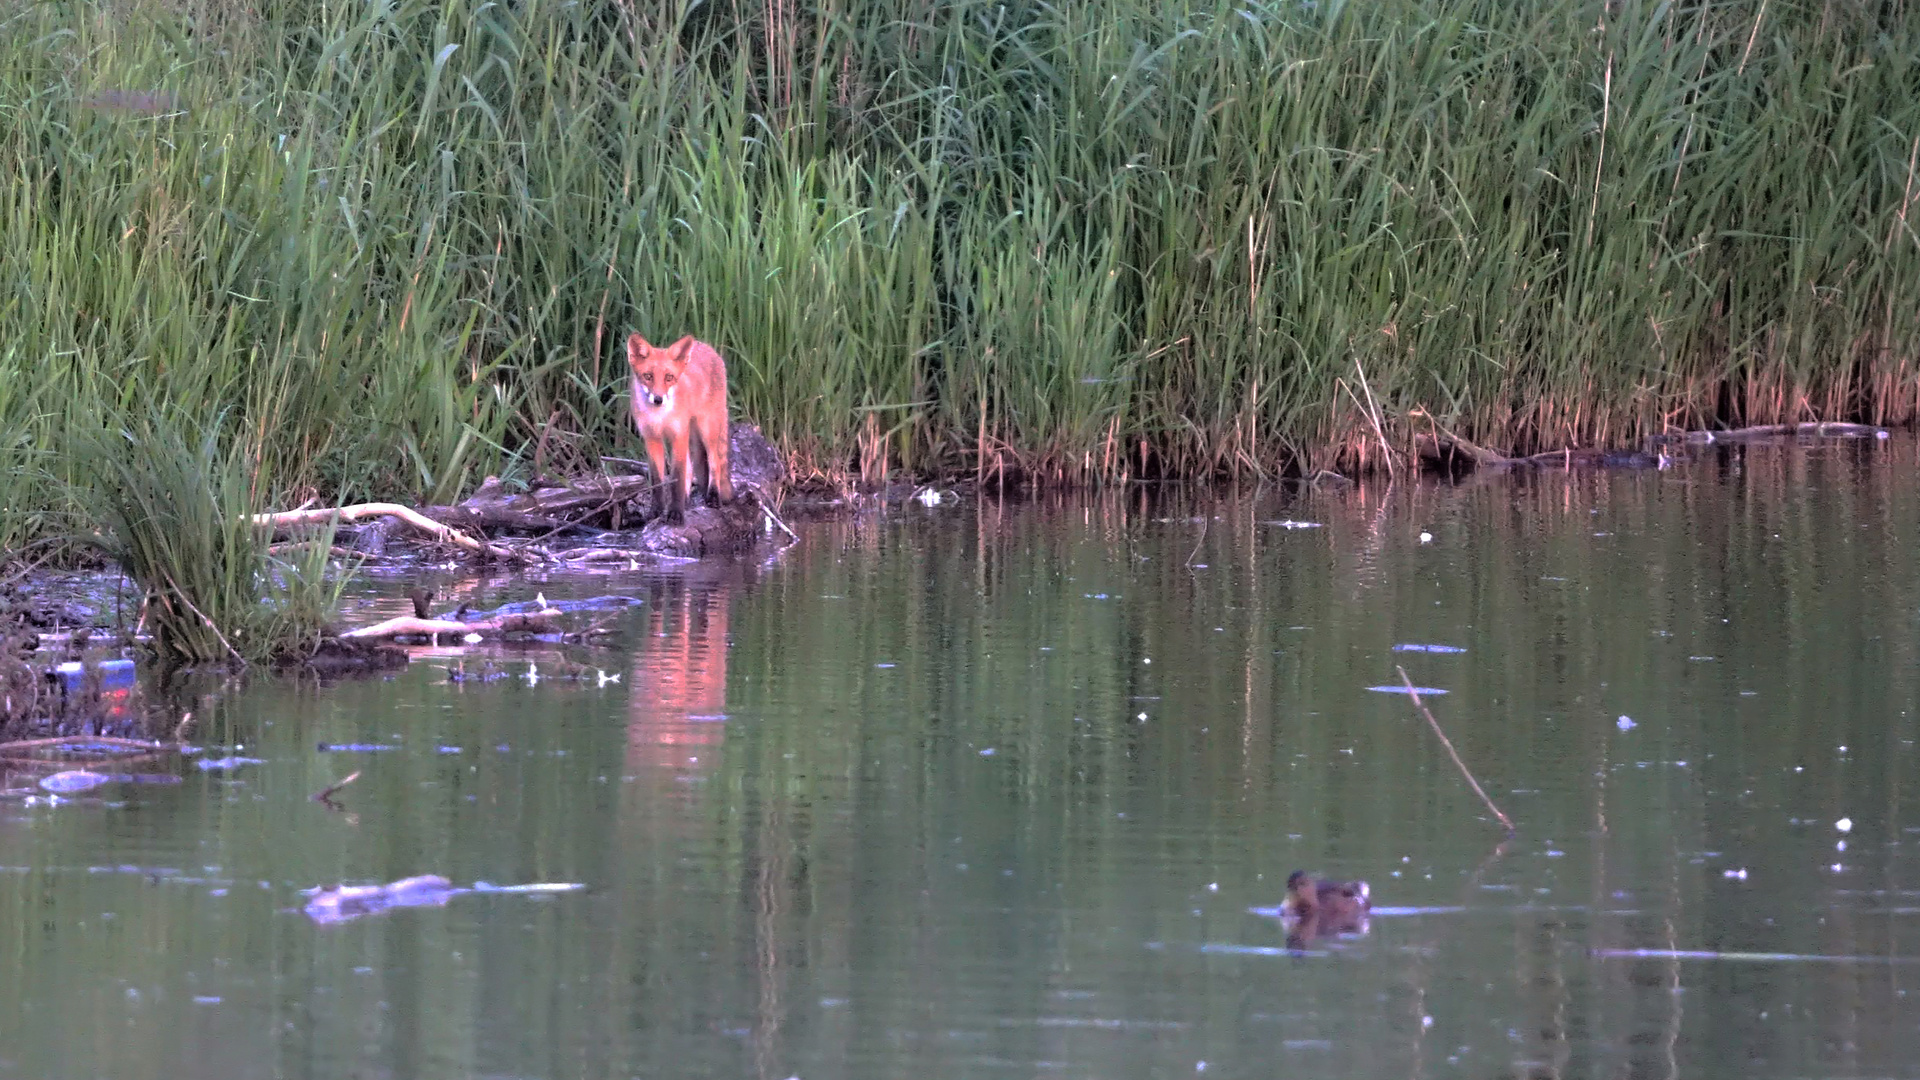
[1413,415,1888,474]
[1397,665,1515,836]
[340,611,568,642]
[338,594,635,643]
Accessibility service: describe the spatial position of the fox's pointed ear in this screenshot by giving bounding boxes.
[626,333,650,369]
[666,338,695,368]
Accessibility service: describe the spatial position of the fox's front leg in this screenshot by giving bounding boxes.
[668,429,695,522]
[688,433,711,507]
[644,435,680,522]
[700,413,733,504]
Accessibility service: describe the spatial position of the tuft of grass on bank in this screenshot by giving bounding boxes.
[71,409,347,667]
[1,0,1918,559]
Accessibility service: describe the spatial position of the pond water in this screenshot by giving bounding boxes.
[3,436,1919,1079]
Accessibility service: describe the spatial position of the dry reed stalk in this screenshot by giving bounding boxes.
[1397,665,1515,836]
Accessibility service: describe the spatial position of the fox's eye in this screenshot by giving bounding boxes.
[664,375,677,385]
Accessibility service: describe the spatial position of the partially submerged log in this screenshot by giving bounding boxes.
[337,595,639,644]
[257,423,792,563]
[1414,418,1888,473]
[255,501,527,561]
[1652,421,1889,444]
[341,610,569,642]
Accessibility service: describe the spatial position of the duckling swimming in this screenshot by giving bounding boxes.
[1281,870,1371,949]
[1284,870,1370,922]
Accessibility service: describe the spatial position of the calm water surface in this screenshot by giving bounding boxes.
[4,437,1919,1079]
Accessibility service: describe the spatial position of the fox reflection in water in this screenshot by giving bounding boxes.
[626,571,732,780]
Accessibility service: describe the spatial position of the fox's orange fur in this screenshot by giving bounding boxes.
[627,333,734,522]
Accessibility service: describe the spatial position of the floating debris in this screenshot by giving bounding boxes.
[1391,644,1466,654]
[36,770,181,794]
[303,874,455,923]
[301,875,586,924]
[37,771,116,794]
[1365,685,1448,696]
[195,755,265,772]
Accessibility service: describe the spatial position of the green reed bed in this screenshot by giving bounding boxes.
[2,0,1917,566]
[70,409,345,665]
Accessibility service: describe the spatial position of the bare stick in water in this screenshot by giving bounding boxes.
[313,770,362,806]
[1397,665,1515,836]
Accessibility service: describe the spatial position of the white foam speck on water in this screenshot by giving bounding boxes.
[1837,817,1854,833]
[1617,715,1636,731]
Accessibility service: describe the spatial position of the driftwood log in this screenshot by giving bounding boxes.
[338,595,639,644]
[1414,417,1888,473]
[258,423,790,563]
[340,611,569,642]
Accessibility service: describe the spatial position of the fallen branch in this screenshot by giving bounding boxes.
[0,734,169,754]
[1397,665,1515,836]
[339,611,566,642]
[1413,410,1887,472]
[253,503,532,563]
[1654,421,1888,443]
[313,769,361,805]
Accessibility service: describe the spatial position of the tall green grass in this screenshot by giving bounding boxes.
[70,409,348,666]
[1,0,1917,562]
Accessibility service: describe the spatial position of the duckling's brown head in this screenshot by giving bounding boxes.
[1284,870,1317,913]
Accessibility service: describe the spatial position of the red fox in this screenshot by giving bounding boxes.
[626,333,734,522]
